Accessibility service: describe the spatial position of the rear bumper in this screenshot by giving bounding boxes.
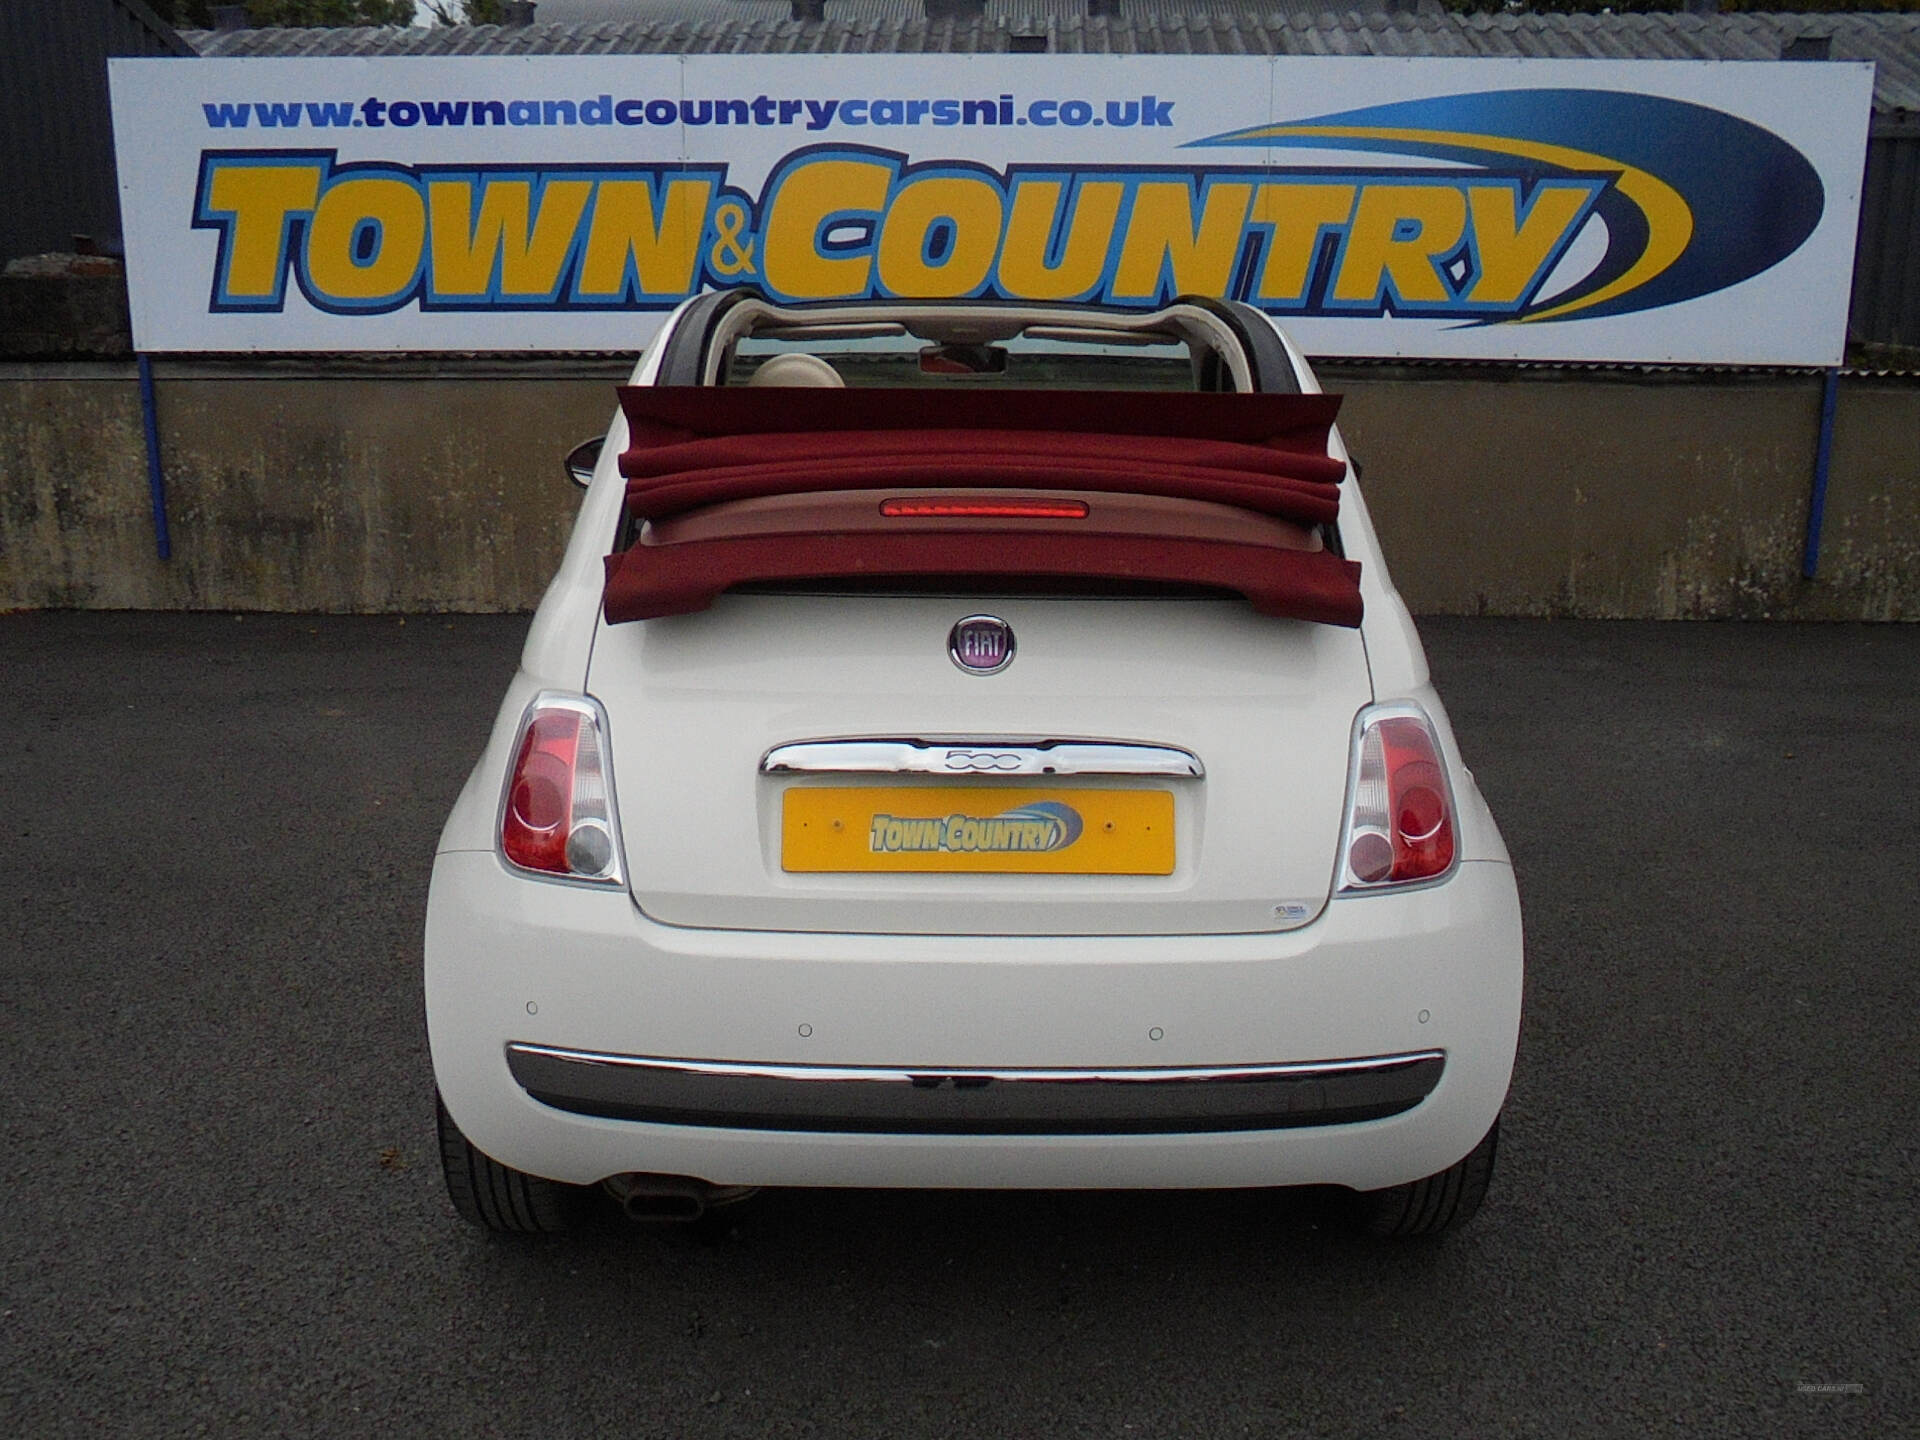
[426,852,1522,1191]
[505,1044,1445,1135]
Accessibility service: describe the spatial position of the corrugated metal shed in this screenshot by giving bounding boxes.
[530,0,1429,23]
[1851,114,1920,349]
[524,0,1433,24]
[1,0,192,263]
[183,8,1920,115]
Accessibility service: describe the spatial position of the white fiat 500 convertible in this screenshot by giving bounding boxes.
[426,290,1522,1238]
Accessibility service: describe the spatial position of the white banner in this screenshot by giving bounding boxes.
[109,55,1874,363]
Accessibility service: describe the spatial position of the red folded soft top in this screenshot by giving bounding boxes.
[603,387,1363,627]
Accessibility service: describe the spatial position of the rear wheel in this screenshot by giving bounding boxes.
[1354,1117,1498,1238]
[436,1093,593,1234]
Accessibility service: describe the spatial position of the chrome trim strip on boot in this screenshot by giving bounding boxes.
[760,739,1203,779]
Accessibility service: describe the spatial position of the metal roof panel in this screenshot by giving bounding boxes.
[180,9,1920,113]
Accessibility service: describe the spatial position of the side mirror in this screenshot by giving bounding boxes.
[564,436,604,488]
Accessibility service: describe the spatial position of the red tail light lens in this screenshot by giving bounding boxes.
[1340,707,1457,891]
[499,695,624,885]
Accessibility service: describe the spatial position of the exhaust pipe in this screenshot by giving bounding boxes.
[604,1173,757,1224]
[621,1179,706,1222]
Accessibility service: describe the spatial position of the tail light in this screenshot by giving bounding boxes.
[498,693,624,886]
[1338,703,1457,891]
[880,498,1090,519]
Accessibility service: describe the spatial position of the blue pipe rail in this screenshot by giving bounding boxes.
[137,353,171,561]
[1801,368,1839,580]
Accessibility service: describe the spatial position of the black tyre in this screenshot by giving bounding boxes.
[436,1093,592,1234]
[1354,1117,1498,1239]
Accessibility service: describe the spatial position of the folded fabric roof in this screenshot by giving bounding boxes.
[604,387,1362,626]
[616,388,1348,525]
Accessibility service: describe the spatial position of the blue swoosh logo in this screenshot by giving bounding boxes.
[1188,89,1824,324]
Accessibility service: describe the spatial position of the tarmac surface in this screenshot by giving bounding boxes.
[2,613,1915,1438]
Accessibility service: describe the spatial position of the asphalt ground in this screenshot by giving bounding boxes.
[1,613,1914,1439]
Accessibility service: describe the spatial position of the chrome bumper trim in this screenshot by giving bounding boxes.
[505,1044,1444,1135]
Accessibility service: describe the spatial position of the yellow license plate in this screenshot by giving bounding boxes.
[782,786,1174,874]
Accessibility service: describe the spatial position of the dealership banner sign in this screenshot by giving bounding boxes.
[109,56,1873,363]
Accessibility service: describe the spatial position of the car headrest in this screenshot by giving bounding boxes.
[746,353,845,388]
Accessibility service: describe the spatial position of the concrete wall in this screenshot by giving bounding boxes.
[1321,366,1920,621]
[0,361,618,612]
[2,359,1915,618]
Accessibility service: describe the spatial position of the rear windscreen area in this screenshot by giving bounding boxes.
[725,331,1202,391]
